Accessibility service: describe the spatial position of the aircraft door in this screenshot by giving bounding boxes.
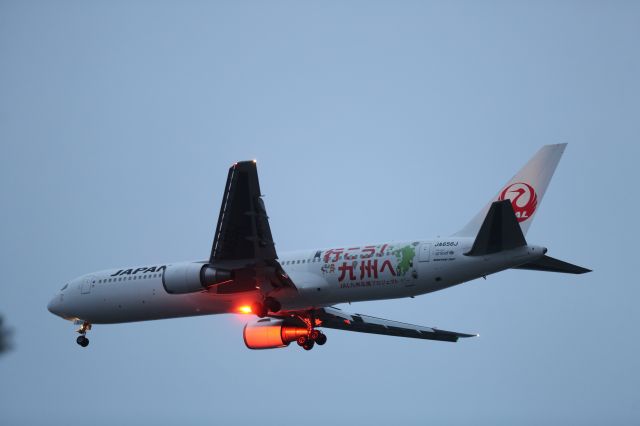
[418,243,431,262]
[81,276,94,294]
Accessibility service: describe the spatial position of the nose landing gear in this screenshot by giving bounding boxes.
[75,321,91,348]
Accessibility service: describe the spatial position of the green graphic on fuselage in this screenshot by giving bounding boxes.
[393,245,415,276]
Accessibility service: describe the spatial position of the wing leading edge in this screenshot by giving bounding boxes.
[315,307,476,343]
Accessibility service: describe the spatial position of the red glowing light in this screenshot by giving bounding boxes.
[238,306,252,314]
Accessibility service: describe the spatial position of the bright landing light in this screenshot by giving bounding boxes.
[238,306,252,314]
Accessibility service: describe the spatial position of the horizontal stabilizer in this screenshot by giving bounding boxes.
[514,255,591,274]
[465,200,527,256]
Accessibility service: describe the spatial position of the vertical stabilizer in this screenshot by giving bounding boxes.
[454,144,567,237]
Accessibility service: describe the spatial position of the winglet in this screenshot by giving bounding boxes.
[465,200,527,256]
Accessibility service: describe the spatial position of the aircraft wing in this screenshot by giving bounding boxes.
[210,161,277,263]
[314,307,477,342]
[210,161,295,292]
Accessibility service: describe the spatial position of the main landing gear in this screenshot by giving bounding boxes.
[291,311,327,351]
[296,329,327,351]
[251,300,328,351]
[75,321,91,348]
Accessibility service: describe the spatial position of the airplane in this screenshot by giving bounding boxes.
[47,144,590,351]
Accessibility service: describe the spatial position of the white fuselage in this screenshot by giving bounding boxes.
[47,238,546,324]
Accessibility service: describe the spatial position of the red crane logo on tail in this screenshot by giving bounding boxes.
[498,182,537,222]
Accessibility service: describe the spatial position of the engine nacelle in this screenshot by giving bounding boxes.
[243,318,308,350]
[162,262,231,294]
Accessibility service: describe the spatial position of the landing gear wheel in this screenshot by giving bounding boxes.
[76,335,89,347]
[251,302,268,318]
[310,329,320,340]
[302,339,315,351]
[314,332,327,345]
[296,336,308,347]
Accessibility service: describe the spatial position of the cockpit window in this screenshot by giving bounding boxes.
[60,284,68,291]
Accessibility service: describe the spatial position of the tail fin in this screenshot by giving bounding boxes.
[455,143,567,237]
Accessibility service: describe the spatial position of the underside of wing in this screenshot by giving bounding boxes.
[209,161,294,293]
[314,307,477,343]
[211,161,276,263]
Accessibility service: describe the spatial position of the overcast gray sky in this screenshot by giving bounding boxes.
[1,1,638,425]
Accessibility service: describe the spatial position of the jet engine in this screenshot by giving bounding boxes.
[162,262,231,294]
[243,318,308,349]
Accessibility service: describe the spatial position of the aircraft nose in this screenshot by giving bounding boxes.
[47,296,62,316]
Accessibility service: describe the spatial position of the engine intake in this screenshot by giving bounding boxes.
[162,262,231,294]
[243,318,308,350]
